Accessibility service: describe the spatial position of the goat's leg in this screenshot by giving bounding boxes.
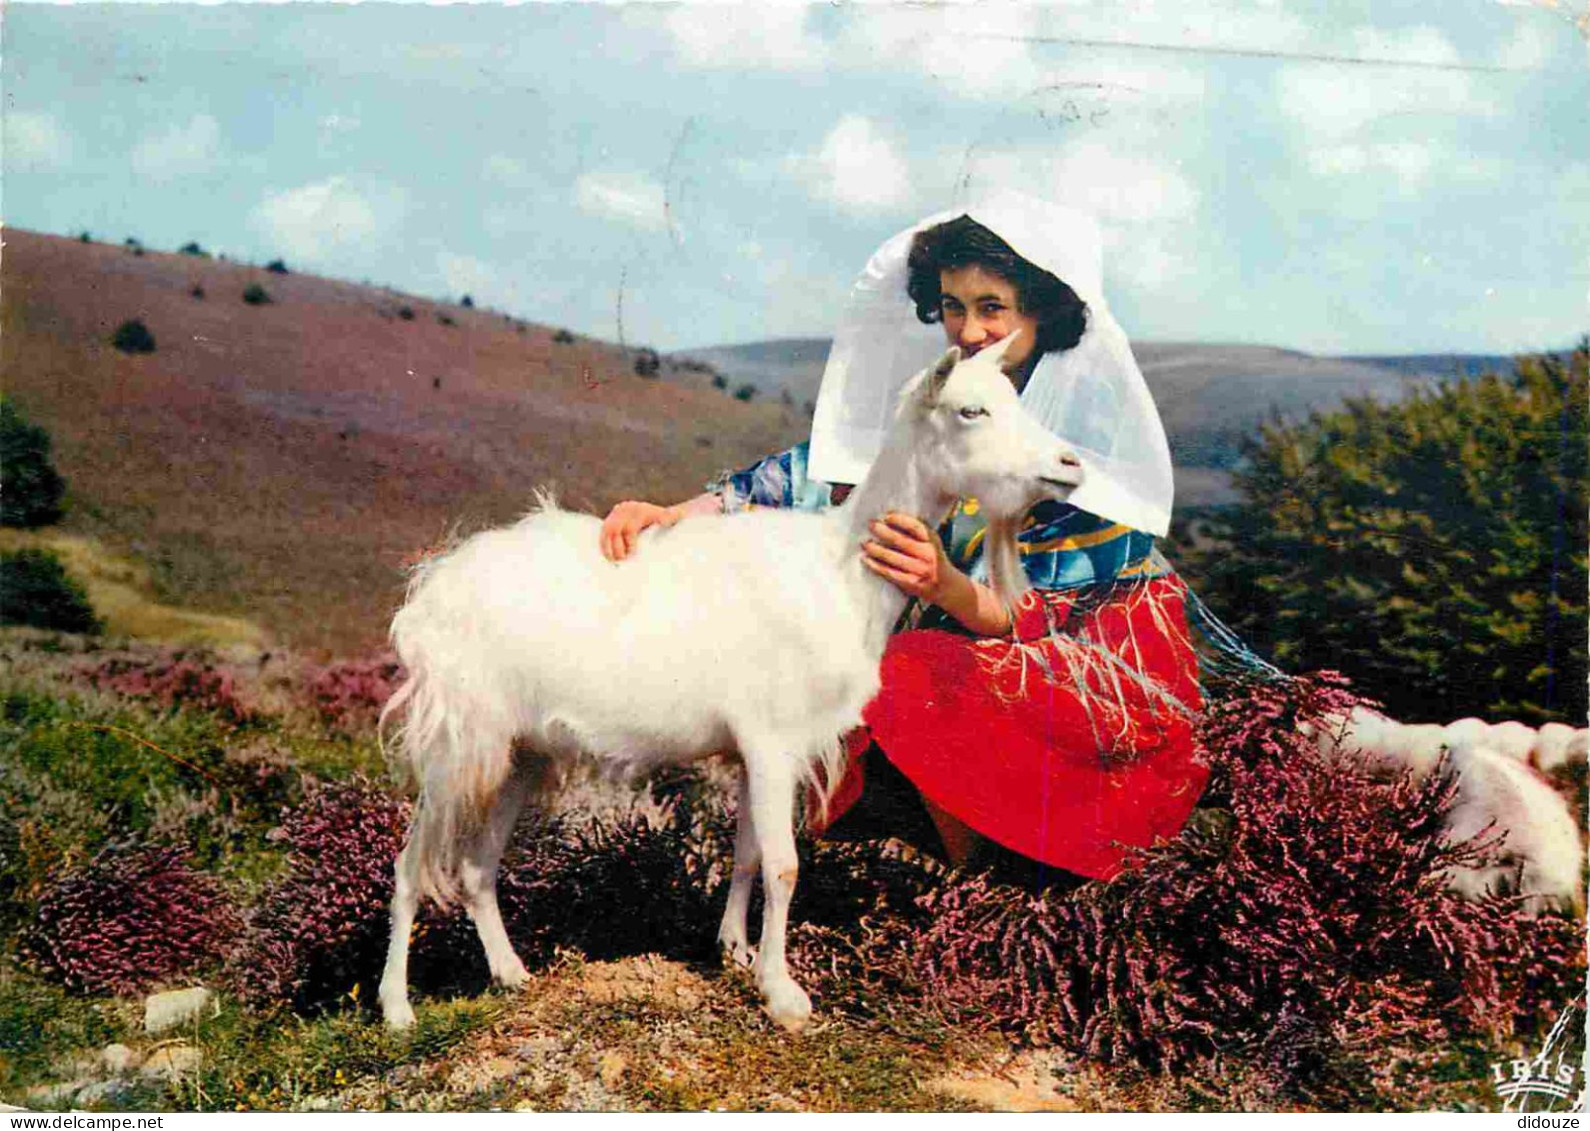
[460,766,535,990]
[379,814,425,1030]
[716,770,760,968]
[743,751,812,1032]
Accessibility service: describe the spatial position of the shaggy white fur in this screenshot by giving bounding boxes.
[1308,706,1586,914]
[375,333,1084,1031]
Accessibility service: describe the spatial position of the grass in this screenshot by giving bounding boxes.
[0,530,266,648]
[0,628,1573,1113]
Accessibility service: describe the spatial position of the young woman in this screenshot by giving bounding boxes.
[600,192,1213,882]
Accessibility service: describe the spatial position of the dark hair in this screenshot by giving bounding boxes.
[905,215,1088,357]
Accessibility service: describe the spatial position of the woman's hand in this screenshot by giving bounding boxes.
[862,510,1015,637]
[600,500,682,562]
[861,512,957,604]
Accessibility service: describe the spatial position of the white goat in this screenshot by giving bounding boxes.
[376,333,1083,1031]
[1308,706,1587,913]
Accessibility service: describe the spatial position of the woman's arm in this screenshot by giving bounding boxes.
[599,491,721,562]
[862,512,1012,637]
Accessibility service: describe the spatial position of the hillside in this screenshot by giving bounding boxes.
[675,338,1520,506]
[0,229,809,654]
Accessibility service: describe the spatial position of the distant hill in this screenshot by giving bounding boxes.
[675,338,1529,507]
[1,229,809,653]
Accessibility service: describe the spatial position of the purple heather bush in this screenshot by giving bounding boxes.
[218,679,1580,1104]
[21,842,239,996]
[304,653,404,734]
[227,777,411,1010]
[87,654,257,726]
[791,673,1586,1100]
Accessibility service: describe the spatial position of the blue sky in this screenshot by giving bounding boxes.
[4,1,1587,354]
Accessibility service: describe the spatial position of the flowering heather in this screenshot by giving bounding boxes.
[791,674,1586,1098]
[304,653,404,733]
[87,654,257,726]
[21,842,239,996]
[227,777,411,1011]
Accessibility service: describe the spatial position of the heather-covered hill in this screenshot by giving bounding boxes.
[675,338,1517,507]
[1,230,808,653]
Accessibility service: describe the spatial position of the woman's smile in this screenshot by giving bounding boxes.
[937,264,1041,374]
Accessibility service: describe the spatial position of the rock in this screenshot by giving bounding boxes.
[26,1079,88,1105]
[140,1045,203,1081]
[597,1051,627,1090]
[144,987,217,1034]
[76,1079,139,1107]
[101,1043,140,1074]
[928,1051,1078,1112]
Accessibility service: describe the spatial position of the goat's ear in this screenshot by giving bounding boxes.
[922,347,961,405]
[979,329,1022,369]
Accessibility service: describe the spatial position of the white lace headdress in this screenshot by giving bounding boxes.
[806,190,1175,536]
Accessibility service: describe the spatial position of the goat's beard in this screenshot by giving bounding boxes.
[982,515,1031,608]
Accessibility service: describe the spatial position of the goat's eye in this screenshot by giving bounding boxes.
[958,405,989,421]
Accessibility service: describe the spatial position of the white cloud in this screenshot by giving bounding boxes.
[836,5,1042,101]
[5,110,70,169]
[574,170,668,232]
[1028,0,1313,54]
[652,5,822,70]
[972,138,1198,225]
[795,115,912,214]
[1306,140,1438,195]
[1276,26,1492,141]
[132,114,221,181]
[1496,19,1557,69]
[251,176,380,262]
[963,138,1201,292]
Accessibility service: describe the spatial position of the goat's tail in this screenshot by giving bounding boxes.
[379,569,521,906]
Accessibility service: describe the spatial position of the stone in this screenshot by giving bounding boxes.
[101,1043,139,1074]
[26,1079,88,1105]
[76,1079,140,1107]
[140,1045,203,1081]
[597,1051,627,1090]
[144,987,217,1034]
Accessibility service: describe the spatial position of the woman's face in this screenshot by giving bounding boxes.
[937,265,1041,380]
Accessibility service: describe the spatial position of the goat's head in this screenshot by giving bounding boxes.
[900,332,1084,522]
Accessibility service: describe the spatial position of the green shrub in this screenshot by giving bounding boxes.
[191,284,206,300]
[459,294,474,308]
[552,328,575,344]
[711,373,728,391]
[634,348,661,378]
[397,305,415,321]
[242,283,272,306]
[1186,345,1588,724]
[734,383,756,402]
[436,312,455,327]
[179,241,209,257]
[78,231,92,244]
[0,401,66,527]
[111,318,156,354]
[0,549,100,633]
[265,258,289,274]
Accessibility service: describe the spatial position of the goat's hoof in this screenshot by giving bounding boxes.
[762,980,813,1033]
[719,940,756,970]
[382,999,417,1031]
[494,960,531,990]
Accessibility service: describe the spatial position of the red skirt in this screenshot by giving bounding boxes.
[813,575,1207,881]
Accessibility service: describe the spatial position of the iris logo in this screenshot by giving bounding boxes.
[1491,999,1586,1113]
